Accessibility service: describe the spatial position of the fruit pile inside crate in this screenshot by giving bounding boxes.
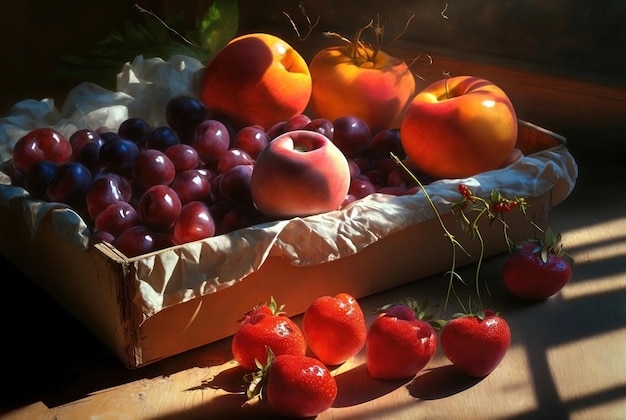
[0,22,577,377]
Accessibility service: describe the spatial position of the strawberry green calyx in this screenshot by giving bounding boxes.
[376,298,446,331]
[266,296,286,316]
[451,308,501,321]
[238,296,285,324]
[523,228,574,265]
[244,346,274,402]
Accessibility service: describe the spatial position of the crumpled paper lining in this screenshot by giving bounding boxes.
[0,54,579,322]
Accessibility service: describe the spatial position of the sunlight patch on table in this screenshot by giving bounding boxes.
[547,328,626,405]
[493,344,540,415]
[561,271,626,300]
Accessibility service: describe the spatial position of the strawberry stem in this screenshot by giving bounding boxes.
[391,153,470,311]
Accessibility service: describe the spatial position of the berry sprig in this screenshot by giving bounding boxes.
[390,153,546,311]
[452,184,536,250]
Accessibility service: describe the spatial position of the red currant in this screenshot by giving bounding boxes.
[458,183,472,199]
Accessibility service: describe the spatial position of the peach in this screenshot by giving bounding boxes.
[199,33,312,130]
[309,46,416,134]
[400,76,518,179]
[250,130,350,218]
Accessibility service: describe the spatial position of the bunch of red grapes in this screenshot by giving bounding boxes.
[6,96,425,257]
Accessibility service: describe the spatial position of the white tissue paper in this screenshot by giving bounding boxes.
[0,54,578,321]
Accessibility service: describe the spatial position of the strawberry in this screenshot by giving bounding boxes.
[302,292,367,365]
[231,297,306,371]
[245,348,337,418]
[503,229,573,300]
[440,310,511,377]
[365,299,438,380]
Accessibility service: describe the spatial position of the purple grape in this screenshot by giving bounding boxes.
[118,118,151,146]
[24,160,59,200]
[145,126,180,152]
[166,96,208,143]
[98,137,139,173]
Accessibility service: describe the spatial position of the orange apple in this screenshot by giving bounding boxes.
[400,76,518,179]
[309,45,416,134]
[250,130,350,218]
[199,33,312,130]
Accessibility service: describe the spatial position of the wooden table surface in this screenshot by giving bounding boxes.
[1,46,625,420]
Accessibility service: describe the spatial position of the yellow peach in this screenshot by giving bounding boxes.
[199,33,312,130]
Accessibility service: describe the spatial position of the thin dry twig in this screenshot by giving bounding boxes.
[134,4,200,48]
[283,2,321,41]
[441,3,449,20]
[390,14,416,42]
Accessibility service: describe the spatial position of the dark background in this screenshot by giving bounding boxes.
[0,0,624,116]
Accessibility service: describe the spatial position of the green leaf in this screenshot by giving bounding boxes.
[52,7,222,86]
[198,0,239,55]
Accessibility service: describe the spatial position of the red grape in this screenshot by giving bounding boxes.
[219,204,263,235]
[113,225,165,258]
[165,144,200,172]
[340,194,357,209]
[218,164,253,203]
[171,169,212,205]
[266,120,287,139]
[373,157,398,176]
[387,167,411,188]
[69,129,101,160]
[351,156,374,174]
[92,230,115,244]
[332,116,371,156]
[138,185,182,230]
[92,171,132,202]
[216,148,253,174]
[366,128,404,160]
[86,175,129,221]
[12,127,72,173]
[210,173,226,202]
[172,201,216,244]
[132,149,176,190]
[94,202,140,237]
[232,126,270,159]
[363,169,387,190]
[349,178,376,200]
[347,159,361,179]
[304,118,334,140]
[192,120,230,164]
[284,114,312,132]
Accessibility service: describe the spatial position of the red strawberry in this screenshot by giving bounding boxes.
[231,297,306,371]
[302,292,367,365]
[503,229,573,300]
[245,349,337,418]
[440,310,511,377]
[365,299,438,380]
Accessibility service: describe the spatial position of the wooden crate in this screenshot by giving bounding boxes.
[0,121,569,368]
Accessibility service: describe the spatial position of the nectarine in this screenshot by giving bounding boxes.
[309,45,415,134]
[199,33,312,131]
[400,76,518,179]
